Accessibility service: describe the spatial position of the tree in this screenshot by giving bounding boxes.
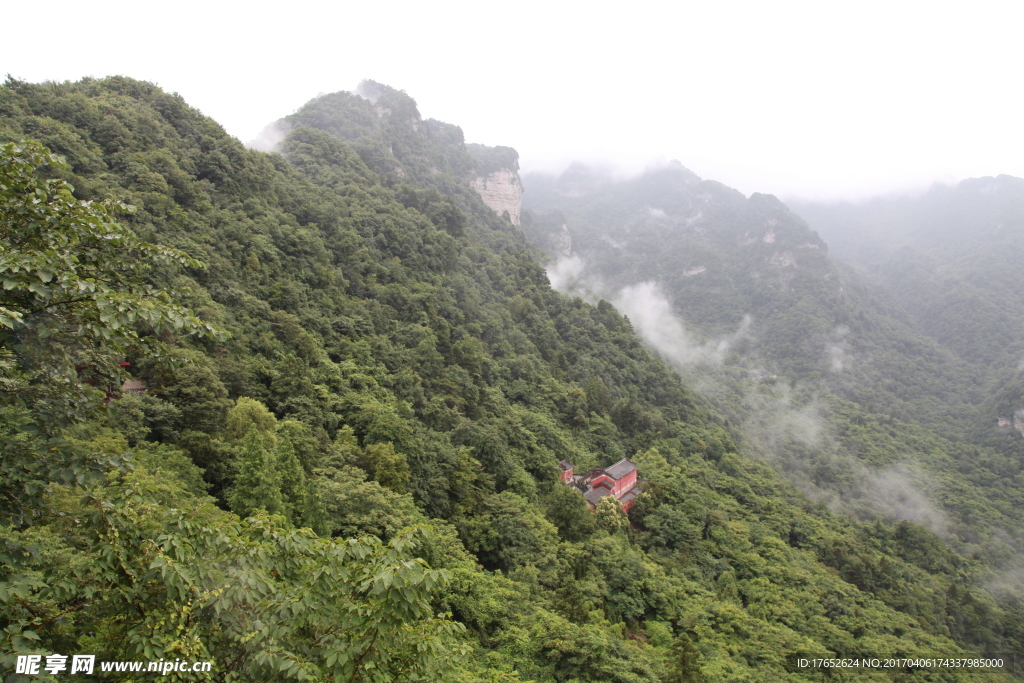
[3,483,467,682]
[276,433,325,532]
[665,634,707,683]
[0,141,223,525]
[459,491,560,574]
[364,441,411,494]
[276,435,306,522]
[277,418,321,474]
[594,496,629,535]
[228,425,284,518]
[544,482,595,542]
[149,351,232,435]
[225,396,279,443]
[0,141,219,409]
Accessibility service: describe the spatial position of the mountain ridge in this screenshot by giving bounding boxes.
[520,159,1024,587]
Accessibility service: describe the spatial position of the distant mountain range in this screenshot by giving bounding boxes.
[521,161,1024,581]
[791,178,1024,439]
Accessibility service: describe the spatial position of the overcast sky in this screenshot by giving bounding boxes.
[4,0,1021,201]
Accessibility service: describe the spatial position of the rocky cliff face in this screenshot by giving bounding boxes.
[552,223,572,256]
[472,169,523,226]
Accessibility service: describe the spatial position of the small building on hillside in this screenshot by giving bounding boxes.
[561,458,642,512]
[121,379,147,395]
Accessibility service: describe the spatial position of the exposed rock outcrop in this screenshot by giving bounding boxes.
[996,411,1024,437]
[551,223,572,256]
[472,169,523,226]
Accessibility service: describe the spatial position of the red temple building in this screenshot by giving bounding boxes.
[559,458,641,512]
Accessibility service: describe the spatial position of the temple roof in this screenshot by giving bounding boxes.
[618,484,643,506]
[584,487,614,506]
[604,458,637,480]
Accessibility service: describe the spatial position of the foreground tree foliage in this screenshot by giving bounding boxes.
[0,77,1020,681]
[0,139,465,681]
[0,141,221,526]
[4,487,466,682]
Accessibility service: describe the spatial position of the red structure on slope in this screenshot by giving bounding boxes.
[560,458,641,512]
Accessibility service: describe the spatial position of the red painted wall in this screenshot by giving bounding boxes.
[611,469,637,497]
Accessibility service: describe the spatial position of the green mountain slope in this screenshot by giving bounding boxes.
[790,179,1024,450]
[520,164,1004,436]
[1,76,1021,681]
[522,161,1024,660]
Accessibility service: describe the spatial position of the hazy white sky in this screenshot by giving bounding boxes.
[4,0,1021,200]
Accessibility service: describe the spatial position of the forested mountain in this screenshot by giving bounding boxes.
[1,76,1021,681]
[521,163,989,425]
[790,181,1024,448]
[522,162,1024,674]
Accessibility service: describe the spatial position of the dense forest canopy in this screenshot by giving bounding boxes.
[1,76,1021,681]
